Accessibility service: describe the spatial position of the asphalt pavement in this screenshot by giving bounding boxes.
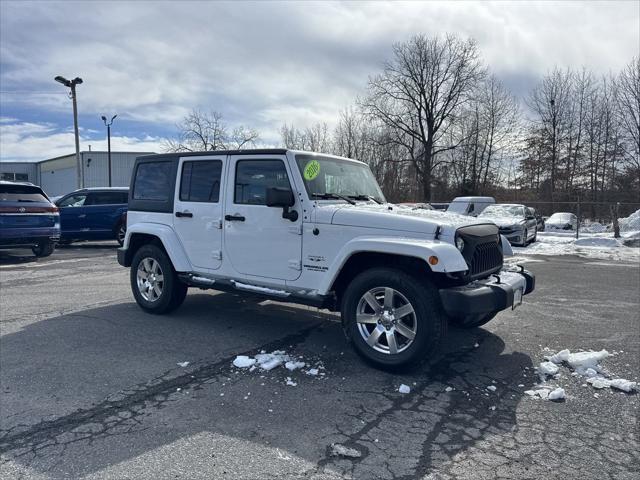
[0,243,638,479]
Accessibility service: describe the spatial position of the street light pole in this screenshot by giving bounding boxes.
[55,76,83,189]
[101,114,117,187]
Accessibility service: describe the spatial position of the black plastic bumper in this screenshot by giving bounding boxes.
[439,269,535,318]
[117,247,129,267]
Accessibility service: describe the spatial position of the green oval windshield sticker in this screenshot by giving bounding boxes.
[303,160,320,180]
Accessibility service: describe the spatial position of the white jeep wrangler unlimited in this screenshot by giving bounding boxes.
[118,149,534,369]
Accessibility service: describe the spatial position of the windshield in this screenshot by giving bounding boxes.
[446,202,469,214]
[548,213,573,222]
[479,205,525,218]
[295,155,385,203]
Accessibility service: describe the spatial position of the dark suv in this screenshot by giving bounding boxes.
[55,188,128,245]
[0,181,60,257]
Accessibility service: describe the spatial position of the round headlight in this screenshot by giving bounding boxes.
[455,236,465,252]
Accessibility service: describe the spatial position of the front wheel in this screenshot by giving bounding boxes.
[32,241,55,258]
[341,268,446,370]
[130,244,188,314]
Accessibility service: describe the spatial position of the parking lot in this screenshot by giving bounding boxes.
[0,244,638,480]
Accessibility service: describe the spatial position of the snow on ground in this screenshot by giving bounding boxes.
[232,350,325,384]
[331,444,362,458]
[398,384,411,394]
[512,230,640,261]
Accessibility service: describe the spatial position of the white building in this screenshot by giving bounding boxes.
[0,151,155,197]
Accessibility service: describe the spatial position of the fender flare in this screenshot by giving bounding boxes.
[317,236,468,294]
[124,223,192,272]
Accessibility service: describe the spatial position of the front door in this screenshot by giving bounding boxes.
[173,156,225,271]
[56,192,89,236]
[224,156,302,281]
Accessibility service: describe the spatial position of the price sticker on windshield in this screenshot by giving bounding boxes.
[303,160,320,181]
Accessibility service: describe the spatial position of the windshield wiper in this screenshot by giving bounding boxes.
[348,194,382,204]
[311,193,356,205]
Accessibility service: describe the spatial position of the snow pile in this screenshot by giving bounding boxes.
[232,350,326,385]
[398,384,411,394]
[581,222,607,233]
[285,360,306,371]
[543,348,637,394]
[619,209,640,232]
[547,387,566,401]
[176,361,190,368]
[573,237,623,248]
[331,444,362,458]
[486,385,497,392]
[233,356,257,368]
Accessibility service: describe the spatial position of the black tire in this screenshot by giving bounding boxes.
[115,221,126,247]
[522,229,528,246]
[341,268,446,371]
[449,312,498,329]
[32,241,55,258]
[130,244,188,314]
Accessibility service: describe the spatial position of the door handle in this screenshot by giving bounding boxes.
[224,214,245,222]
[78,214,86,219]
[175,211,193,218]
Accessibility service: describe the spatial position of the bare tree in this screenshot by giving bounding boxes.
[279,122,332,153]
[360,34,485,201]
[615,57,640,172]
[164,109,259,152]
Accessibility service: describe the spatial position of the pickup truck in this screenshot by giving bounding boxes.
[117,150,534,369]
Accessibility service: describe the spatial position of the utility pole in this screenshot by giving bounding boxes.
[101,115,117,187]
[55,76,83,188]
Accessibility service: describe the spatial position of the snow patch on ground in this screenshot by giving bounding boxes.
[512,231,639,261]
[331,444,362,458]
[232,350,325,386]
[398,384,411,394]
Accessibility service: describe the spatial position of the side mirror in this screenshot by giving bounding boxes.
[266,187,298,222]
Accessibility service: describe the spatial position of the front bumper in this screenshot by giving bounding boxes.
[499,228,525,245]
[439,268,535,318]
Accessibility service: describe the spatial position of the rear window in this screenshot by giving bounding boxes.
[88,191,128,205]
[0,184,48,203]
[180,160,222,202]
[133,162,173,201]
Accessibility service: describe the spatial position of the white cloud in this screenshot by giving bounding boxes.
[0,0,638,151]
[0,120,163,162]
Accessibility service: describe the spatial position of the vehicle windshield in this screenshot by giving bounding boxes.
[295,155,385,203]
[479,205,525,218]
[0,184,49,203]
[446,202,469,214]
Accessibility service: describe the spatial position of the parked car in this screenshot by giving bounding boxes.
[546,212,578,231]
[55,187,128,246]
[117,149,535,369]
[478,204,538,246]
[531,208,545,232]
[446,196,495,216]
[0,181,60,257]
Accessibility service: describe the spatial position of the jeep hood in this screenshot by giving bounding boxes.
[314,202,495,237]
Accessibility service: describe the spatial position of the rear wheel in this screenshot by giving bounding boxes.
[130,244,188,314]
[32,241,55,258]
[115,222,126,246]
[341,268,446,370]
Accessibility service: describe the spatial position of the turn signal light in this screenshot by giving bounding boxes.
[428,256,439,265]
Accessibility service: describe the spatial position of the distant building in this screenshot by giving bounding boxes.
[0,151,155,196]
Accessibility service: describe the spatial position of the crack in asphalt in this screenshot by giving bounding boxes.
[0,322,324,462]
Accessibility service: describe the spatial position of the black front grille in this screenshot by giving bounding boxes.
[469,241,503,277]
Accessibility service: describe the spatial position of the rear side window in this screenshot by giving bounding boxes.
[87,191,128,205]
[0,184,48,203]
[58,194,87,207]
[180,161,222,202]
[234,160,291,205]
[133,162,173,201]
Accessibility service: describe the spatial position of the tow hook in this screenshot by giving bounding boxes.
[492,274,501,284]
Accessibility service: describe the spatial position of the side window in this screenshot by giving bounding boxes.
[133,162,173,201]
[180,160,222,202]
[234,160,291,205]
[58,194,87,208]
[87,192,122,205]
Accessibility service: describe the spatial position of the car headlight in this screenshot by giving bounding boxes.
[455,236,465,252]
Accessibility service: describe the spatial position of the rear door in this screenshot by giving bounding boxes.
[223,155,302,281]
[84,191,128,237]
[173,156,225,271]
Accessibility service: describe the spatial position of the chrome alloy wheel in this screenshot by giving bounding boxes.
[117,224,126,244]
[136,257,164,302]
[356,287,417,355]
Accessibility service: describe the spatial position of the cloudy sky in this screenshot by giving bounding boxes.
[1,0,638,162]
